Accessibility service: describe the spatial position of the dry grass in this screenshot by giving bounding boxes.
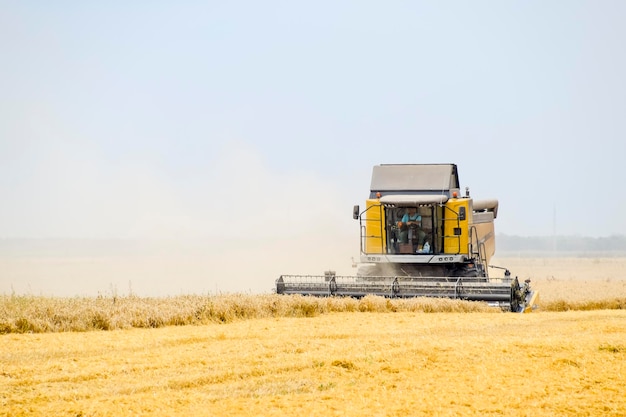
[2,257,626,334]
[0,294,494,334]
[2,310,625,416]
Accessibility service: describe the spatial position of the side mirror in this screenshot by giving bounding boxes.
[353,205,360,220]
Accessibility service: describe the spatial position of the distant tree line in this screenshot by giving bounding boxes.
[497,234,626,254]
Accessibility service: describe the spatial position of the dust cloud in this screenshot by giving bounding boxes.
[0,141,362,297]
[0,234,359,297]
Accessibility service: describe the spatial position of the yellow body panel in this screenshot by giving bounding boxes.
[443,198,470,255]
[364,199,385,254]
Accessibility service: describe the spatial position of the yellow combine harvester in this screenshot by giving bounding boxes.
[276,164,538,312]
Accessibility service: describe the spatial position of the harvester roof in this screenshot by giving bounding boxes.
[370,164,460,198]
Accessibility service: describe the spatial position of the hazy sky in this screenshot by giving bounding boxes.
[2,1,625,240]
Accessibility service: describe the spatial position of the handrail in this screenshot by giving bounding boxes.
[468,224,489,277]
[359,204,384,254]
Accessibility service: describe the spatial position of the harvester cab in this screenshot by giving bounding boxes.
[277,164,538,312]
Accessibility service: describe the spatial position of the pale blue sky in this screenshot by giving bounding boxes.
[2,1,625,239]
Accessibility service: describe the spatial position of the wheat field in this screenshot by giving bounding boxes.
[1,257,626,416]
[2,310,625,416]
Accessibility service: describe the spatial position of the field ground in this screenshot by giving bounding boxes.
[1,310,625,416]
[1,257,625,416]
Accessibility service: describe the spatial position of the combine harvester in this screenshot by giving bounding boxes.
[276,163,538,313]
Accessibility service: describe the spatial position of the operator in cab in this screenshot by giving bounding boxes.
[397,207,426,247]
